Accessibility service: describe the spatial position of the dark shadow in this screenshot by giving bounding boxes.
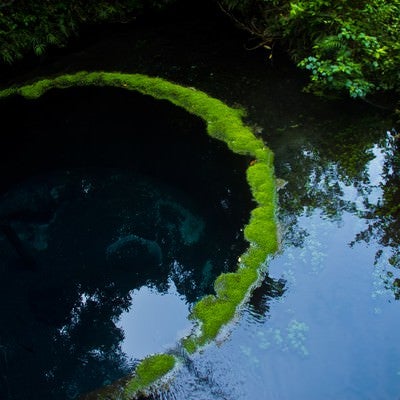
[0,87,253,400]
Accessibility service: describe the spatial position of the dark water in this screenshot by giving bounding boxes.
[1,3,400,399]
[0,88,252,400]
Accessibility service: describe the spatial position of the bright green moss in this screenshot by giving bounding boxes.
[0,71,279,383]
[240,246,268,270]
[249,205,275,222]
[190,295,236,343]
[181,336,198,355]
[0,71,267,157]
[244,206,278,252]
[124,354,176,399]
[247,162,276,205]
[244,219,278,254]
[214,268,258,303]
[254,147,274,165]
[185,267,259,351]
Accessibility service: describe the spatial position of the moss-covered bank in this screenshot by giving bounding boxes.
[0,71,278,398]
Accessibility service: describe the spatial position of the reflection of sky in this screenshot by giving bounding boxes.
[117,279,192,360]
[223,138,400,399]
[253,209,400,399]
[164,209,400,400]
[339,145,382,208]
[365,144,385,205]
[162,138,400,400]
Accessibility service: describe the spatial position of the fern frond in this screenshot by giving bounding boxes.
[314,35,347,56]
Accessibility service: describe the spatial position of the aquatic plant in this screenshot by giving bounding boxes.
[124,354,176,398]
[244,209,278,254]
[286,319,309,357]
[0,71,278,396]
[183,266,259,350]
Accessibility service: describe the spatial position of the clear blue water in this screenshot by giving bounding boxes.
[117,280,191,360]
[1,5,399,399]
[157,130,400,400]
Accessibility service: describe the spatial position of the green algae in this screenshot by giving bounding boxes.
[124,354,176,399]
[0,71,278,394]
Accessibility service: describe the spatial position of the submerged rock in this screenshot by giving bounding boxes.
[0,166,247,400]
[0,168,206,279]
[106,234,163,269]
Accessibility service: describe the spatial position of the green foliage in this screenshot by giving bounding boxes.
[0,0,175,64]
[124,354,176,398]
[221,0,400,98]
[293,3,400,98]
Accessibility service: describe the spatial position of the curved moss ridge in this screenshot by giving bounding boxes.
[0,71,278,396]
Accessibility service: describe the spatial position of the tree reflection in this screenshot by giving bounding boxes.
[0,167,250,400]
[270,114,384,224]
[0,87,253,400]
[267,110,400,300]
[351,129,400,299]
[247,275,286,320]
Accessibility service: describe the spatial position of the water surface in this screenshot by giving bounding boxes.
[157,118,400,400]
[1,4,399,399]
[0,87,252,400]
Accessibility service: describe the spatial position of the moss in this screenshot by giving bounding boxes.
[247,162,276,206]
[190,295,236,344]
[240,246,268,270]
[18,79,52,99]
[183,267,260,352]
[214,268,258,303]
[252,205,275,221]
[124,354,176,399]
[0,71,279,388]
[244,219,278,254]
[0,72,267,157]
[181,336,198,355]
[0,87,16,98]
[254,147,274,165]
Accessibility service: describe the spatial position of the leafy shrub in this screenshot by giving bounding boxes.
[221,0,400,98]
